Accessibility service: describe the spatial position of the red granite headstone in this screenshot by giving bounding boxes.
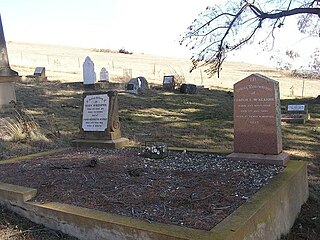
[233,74,282,155]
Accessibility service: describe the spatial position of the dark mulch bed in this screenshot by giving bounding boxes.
[0,148,283,231]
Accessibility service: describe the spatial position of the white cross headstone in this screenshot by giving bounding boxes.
[99,67,109,82]
[83,56,96,85]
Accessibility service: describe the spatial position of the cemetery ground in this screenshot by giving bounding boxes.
[0,79,319,239]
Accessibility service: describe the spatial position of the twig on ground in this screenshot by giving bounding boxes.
[190,192,216,202]
[50,179,59,185]
[83,174,88,182]
[50,165,70,170]
[8,227,48,238]
[162,202,166,217]
[131,207,135,216]
[100,193,124,204]
[212,206,231,210]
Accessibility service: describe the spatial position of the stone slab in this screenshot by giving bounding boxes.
[0,159,308,240]
[0,183,37,202]
[281,117,306,124]
[233,74,282,155]
[71,137,129,149]
[226,152,289,166]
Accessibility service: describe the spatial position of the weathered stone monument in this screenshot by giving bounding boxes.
[0,15,18,108]
[227,73,289,165]
[163,75,175,91]
[125,79,139,95]
[125,76,149,95]
[34,67,47,81]
[83,56,96,85]
[99,67,109,82]
[72,91,129,148]
[180,84,197,94]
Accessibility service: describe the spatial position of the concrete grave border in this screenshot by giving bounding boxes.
[0,149,308,240]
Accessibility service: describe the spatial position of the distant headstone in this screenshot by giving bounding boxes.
[163,75,175,90]
[180,84,197,94]
[125,78,139,94]
[227,73,289,165]
[99,67,109,82]
[34,67,45,77]
[72,91,129,148]
[281,104,310,124]
[83,56,96,85]
[125,77,149,95]
[33,67,47,81]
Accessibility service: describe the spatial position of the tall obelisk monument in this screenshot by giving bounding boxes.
[0,14,18,108]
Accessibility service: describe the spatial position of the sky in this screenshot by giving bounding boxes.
[0,0,216,57]
[0,0,319,68]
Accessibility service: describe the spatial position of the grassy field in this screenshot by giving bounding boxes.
[0,42,319,239]
[7,41,320,98]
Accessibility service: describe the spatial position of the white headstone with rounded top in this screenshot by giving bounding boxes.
[99,67,109,82]
[83,56,96,85]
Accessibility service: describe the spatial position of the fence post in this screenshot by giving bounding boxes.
[302,79,305,97]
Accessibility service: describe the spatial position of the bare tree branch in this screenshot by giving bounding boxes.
[181,0,320,77]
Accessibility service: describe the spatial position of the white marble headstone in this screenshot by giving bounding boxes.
[82,94,109,131]
[83,56,96,85]
[99,67,109,82]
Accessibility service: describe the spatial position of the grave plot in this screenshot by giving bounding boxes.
[0,148,308,240]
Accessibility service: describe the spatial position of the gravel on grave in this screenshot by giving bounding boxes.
[0,148,283,231]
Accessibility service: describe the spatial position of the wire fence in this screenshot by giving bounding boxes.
[7,43,320,99]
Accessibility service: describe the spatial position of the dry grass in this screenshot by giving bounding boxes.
[0,110,48,142]
[7,41,320,98]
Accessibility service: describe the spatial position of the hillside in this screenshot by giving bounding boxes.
[7,41,320,98]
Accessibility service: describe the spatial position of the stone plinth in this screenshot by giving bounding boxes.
[0,76,17,108]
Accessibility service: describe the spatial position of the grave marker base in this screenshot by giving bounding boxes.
[0,76,18,108]
[226,152,289,166]
[281,114,310,124]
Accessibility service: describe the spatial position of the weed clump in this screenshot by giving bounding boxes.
[0,110,48,143]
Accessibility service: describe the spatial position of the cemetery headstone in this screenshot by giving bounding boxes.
[72,91,129,148]
[34,67,47,81]
[125,77,148,95]
[281,104,310,124]
[180,84,197,94]
[227,73,289,165]
[34,67,45,77]
[125,78,139,94]
[0,15,18,109]
[83,56,96,85]
[163,75,175,91]
[99,67,109,82]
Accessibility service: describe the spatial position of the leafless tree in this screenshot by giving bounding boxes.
[180,0,320,77]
